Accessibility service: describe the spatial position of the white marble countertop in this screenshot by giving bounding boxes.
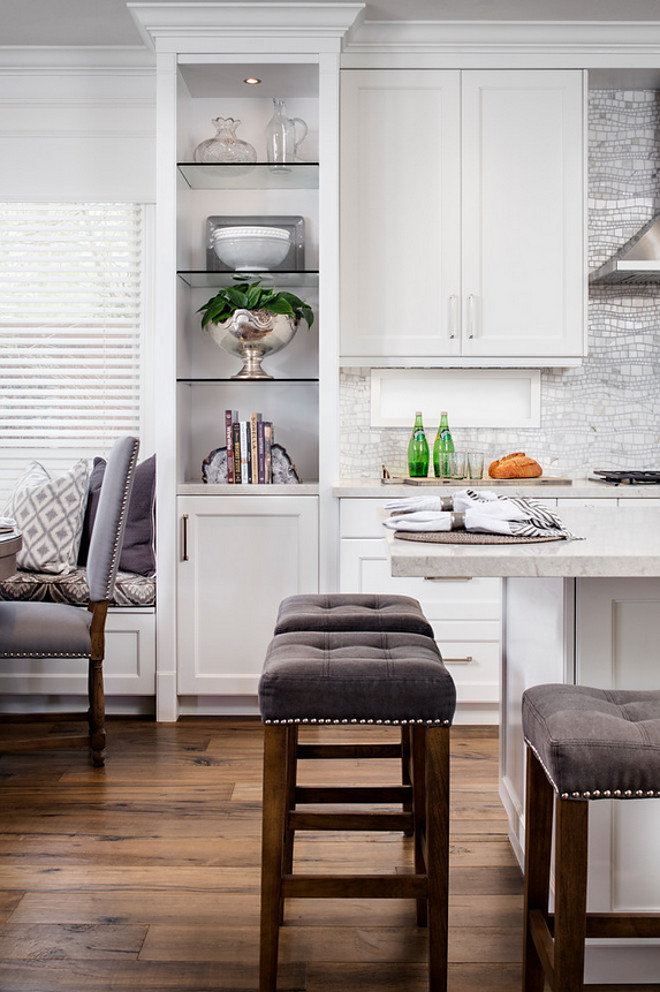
[335,478,660,499]
[385,506,660,578]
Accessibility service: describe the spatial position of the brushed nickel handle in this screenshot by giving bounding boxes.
[448,294,458,339]
[443,656,474,665]
[467,293,478,339]
[182,513,189,562]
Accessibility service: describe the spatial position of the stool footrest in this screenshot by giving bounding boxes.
[545,912,660,940]
[288,811,413,832]
[282,873,429,900]
[295,785,412,804]
[297,743,402,760]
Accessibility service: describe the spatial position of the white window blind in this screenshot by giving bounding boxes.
[0,203,145,504]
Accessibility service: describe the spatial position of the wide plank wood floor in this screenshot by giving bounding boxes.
[0,718,654,991]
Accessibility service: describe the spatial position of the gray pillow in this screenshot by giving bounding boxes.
[5,458,90,575]
[78,454,156,577]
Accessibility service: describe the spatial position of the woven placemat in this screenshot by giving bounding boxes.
[394,530,565,545]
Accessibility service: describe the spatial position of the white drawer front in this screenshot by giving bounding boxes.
[436,637,500,703]
[341,498,390,538]
[340,538,501,620]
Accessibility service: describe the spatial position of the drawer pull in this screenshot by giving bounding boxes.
[182,513,189,562]
[424,576,472,581]
[443,655,473,665]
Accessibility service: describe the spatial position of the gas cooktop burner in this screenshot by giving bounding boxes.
[592,470,660,485]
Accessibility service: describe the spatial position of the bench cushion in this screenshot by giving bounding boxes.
[259,631,456,726]
[274,593,434,637]
[0,567,155,608]
[523,683,660,799]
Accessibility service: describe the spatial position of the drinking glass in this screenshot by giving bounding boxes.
[467,451,485,480]
[448,452,466,479]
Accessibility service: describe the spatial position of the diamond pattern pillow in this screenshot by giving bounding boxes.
[5,459,90,575]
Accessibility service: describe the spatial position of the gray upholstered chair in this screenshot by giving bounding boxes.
[0,436,139,766]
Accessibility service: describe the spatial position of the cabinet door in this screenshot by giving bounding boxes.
[177,495,318,695]
[340,69,461,357]
[461,70,585,358]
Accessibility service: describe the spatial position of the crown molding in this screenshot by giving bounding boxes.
[0,47,155,71]
[128,3,365,51]
[344,19,660,55]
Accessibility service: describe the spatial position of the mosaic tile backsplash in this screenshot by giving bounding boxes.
[339,90,660,480]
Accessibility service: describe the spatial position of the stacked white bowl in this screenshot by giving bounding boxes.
[211,225,291,270]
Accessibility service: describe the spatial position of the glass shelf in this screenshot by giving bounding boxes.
[177,270,319,289]
[178,162,319,190]
[177,377,319,384]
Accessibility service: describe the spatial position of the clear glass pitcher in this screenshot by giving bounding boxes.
[265,98,308,164]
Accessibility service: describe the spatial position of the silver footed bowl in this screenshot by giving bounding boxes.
[205,308,298,379]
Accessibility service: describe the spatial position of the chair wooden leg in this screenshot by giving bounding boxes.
[411,725,428,926]
[425,725,450,992]
[280,724,298,923]
[260,725,288,992]
[88,658,106,767]
[554,796,589,992]
[522,748,554,992]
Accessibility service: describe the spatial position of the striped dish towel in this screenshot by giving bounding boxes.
[383,489,580,539]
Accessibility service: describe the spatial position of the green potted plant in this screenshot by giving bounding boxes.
[198,280,314,380]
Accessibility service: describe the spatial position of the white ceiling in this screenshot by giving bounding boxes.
[3,0,660,48]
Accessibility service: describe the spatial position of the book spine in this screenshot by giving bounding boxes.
[225,410,234,484]
[232,422,242,484]
[240,421,249,484]
[257,420,266,484]
[250,412,260,485]
[264,422,273,484]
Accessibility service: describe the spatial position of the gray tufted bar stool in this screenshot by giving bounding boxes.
[522,684,660,992]
[258,629,456,992]
[273,593,437,834]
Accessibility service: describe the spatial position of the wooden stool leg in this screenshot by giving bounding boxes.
[260,725,288,992]
[411,725,428,926]
[402,725,414,836]
[425,725,450,992]
[280,725,298,922]
[554,796,589,992]
[522,748,554,992]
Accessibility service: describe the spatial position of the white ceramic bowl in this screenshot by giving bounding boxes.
[211,225,291,270]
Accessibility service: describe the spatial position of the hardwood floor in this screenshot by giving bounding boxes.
[0,718,654,991]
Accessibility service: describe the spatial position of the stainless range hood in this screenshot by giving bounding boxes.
[589,213,660,285]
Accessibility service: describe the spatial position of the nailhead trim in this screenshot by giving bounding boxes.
[264,717,451,726]
[525,737,660,800]
[0,651,88,658]
[102,439,140,601]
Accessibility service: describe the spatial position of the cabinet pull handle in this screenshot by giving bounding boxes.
[448,294,458,339]
[443,655,474,665]
[182,513,189,561]
[424,576,472,581]
[467,293,478,339]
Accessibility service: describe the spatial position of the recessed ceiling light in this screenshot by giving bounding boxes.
[244,77,261,85]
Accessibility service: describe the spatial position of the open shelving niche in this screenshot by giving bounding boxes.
[175,59,320,492]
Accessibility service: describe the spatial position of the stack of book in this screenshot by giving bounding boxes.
[225,410,274,484]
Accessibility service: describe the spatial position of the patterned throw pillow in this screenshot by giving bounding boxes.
[4,459,90,575]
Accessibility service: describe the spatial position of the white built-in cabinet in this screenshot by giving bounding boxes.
[177,495,318,697]
[340,69,586,361]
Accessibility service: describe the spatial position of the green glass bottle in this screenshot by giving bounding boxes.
[408,411,429,478]
[433,410,454,478]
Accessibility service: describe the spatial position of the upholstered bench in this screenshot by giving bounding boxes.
[274,592,434,637]
[258,629,456,992]
[522,684,660,992]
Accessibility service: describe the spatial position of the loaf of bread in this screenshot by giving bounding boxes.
[488,452,542,479]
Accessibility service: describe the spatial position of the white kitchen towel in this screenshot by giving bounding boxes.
[383,490,579,539]
[385,489,498,513]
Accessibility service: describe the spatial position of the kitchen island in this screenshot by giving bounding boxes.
[385,505,660,984]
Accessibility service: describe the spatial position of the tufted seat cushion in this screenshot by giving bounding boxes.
[258,630,456,726]
[0,600,92,658]
[274,593,434,637]
[522,683,660,799]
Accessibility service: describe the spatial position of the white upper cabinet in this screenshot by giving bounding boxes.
[339,69,586,362]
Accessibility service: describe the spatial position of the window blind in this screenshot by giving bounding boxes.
[0,202,144,446]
